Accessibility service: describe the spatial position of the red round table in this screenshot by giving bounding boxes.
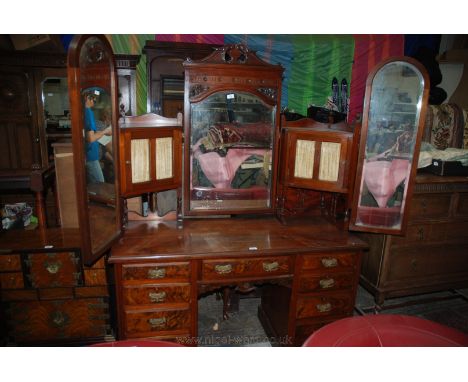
[90,339,184,347]
[302,315,468,347]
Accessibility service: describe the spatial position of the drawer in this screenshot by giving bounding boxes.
[409,193,452,221]
[122,262,190,283]
[455,192,468,217]
[4,298,110,342]
[299,272,354,293]
[84,269,108,286]
[123,284,191,305]
[386,244,468,282]
[392,222,468,245]
[125,308,190,335]
[0,272,24,289]
[201,256,290,281]
[0,254,22,271]
[296,291,354,319]
[25,252,82,288]
[301,252,356,272]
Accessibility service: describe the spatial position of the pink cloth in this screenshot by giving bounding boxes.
[193,143,268,188]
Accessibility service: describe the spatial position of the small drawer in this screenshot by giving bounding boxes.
[301,252,356,272]
[409,194,451,221]
[122,262,190,283]
[201,256,290,281]
[0,254,22,272]
[296,291,354,319]
[25,252,82,288]
[123,284,191,305]
[0,272,24,289]
[125,308,190,335]
[298,272,354,293]
[84,269,108,286]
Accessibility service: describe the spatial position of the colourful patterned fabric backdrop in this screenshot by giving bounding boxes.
[103,34,406,122]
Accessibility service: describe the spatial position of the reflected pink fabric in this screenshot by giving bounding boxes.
[194,144,268,188]
[363,159,410,208]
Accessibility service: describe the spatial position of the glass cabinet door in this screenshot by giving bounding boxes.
[349,57,430,235]
[189,91,276,212]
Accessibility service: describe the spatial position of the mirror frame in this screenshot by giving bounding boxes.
[182,44,284,217]
[349,56,430,235]
[67,34,122,265]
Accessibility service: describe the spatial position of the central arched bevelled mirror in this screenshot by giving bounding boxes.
[67,35,122,265]
[349,57,430,235]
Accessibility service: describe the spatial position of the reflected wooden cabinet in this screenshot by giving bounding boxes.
[118,113,183,198]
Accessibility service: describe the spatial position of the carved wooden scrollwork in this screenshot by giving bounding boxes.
[257,87,277,100]
[189,84,209,99]
[220,44,249,64]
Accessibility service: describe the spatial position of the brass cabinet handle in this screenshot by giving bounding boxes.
[148,291,166,303]
[316,302,332,313]
[417,227,424,240]
[148,268,166,279]
[263,261,279,272]
[321,257,338,268]
[45,261,61,274]
[148,317,166,328]
[214,264,233,274]
[319,278,335,289]
[51,311,67,327]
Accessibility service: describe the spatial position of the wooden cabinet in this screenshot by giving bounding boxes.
[0,229,113,345]
[118,113,183,198]
[280,118,355,194]
[358,174,468,305]
[109,216,366,346]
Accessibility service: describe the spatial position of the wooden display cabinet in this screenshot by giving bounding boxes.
[118,113,183,198]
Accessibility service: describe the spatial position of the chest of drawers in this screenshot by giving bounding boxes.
[0,228,113,345]
[358,174,468,305]
[109,217,366,346]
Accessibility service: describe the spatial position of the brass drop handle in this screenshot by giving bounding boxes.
[45,262,61,274]
[321,257,338,268]
[319,278,335,289]
[214,264,233,275]
[421,199,427,213]
[51,311,67,327]
[263,261,279,272]
[418,227,424,240]
[148,317,166,328]
[148,291,167,303]
[148,268,166,279]
[316,302,332,313]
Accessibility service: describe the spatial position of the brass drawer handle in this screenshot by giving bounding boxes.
[214,264,233,275]
[417,227,424,240]
[148,317,166,328]
[148,268,166,279]
[321,257,338,268]
[316,302,332,313]
[148,291,167,303]
[319,278,335,289]
[45,261,61,274]
[51,311,68,327]
[263,261,279,272]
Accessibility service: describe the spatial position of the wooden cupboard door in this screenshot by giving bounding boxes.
[120,126,183,197]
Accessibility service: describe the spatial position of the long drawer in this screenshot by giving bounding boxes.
[201,256,291,281]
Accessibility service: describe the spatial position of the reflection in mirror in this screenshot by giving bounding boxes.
[43,77,71,130]
[354,61,424,231]
[189,91,275,212]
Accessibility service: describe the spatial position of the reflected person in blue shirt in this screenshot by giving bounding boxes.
[84,92,111,183]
